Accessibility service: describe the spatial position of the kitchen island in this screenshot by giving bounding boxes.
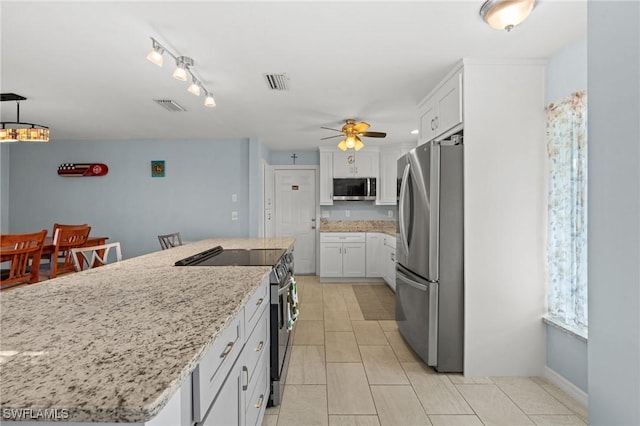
[0,238,294,425]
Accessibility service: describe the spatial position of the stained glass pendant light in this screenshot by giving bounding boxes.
[0,93,50,143]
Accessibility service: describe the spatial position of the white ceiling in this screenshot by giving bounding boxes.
[0,1,586,151]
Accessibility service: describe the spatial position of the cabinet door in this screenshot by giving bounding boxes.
[352,151,378,178]
[435,70,463,138]
[202,360,243,426]
[320,243,343,277]
[319,151,334,205]
[419,98,437,144]
[365,233,382,277]
[342,242,366,277]
[386,245,396,291]
[377,148,399,205]
[333,152,355,178]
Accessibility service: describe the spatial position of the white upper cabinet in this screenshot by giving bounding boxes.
[333,151,378,178]
[319,151,334,205]
[418,67,463,144]
[377,147,400,205]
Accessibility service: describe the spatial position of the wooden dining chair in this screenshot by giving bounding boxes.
[71,242,122,272]
[42,224,92,279]
[0,229,48,289]
[158,232,183,250]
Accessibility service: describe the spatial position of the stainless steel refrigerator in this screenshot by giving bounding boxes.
[396,136,464,372]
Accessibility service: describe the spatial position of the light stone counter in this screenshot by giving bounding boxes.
[319,219,396,236]
[0,238,294,423]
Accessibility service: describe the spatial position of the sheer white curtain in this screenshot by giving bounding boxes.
[546,91,588,331]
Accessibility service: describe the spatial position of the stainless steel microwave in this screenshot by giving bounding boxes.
[333,178,377,201]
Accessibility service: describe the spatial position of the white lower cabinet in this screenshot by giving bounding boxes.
[320,233,366,278]
[365,233,382,277]
[194,276,270,426]
[381,235,397,291]
[202,360,244,426]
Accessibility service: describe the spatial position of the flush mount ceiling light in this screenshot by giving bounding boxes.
[0,93,50,143]
[146,37,216,108]
[479,0,536,31]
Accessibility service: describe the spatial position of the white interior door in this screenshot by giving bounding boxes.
[274,169,316,274]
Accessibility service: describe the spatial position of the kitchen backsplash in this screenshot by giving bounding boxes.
[321,201,397,220]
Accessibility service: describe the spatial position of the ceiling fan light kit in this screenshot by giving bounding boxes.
[146,37,216,108]
[480,0,536,32]
[0,93,50,143]
[322,119,387,151]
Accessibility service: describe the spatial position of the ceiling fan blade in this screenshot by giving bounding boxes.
[320,134,344,140]
[320,126,343,133]
[361,131,387,138]
[352,121,370,133]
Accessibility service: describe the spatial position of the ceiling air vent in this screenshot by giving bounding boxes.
[264,73,289,91]
[153,99,186,112]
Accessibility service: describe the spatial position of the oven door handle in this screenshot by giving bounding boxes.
[278,284,290,297]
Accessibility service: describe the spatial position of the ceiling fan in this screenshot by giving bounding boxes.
[321,119,387,151]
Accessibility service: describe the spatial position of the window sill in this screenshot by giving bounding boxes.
[543,316,588,343]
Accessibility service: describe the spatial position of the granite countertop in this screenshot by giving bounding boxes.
[0,238,294,423]
[319,219,396,236]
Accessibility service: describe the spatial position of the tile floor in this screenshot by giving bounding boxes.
[262,276,588,426]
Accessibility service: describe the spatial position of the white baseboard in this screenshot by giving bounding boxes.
[544,366,588,408]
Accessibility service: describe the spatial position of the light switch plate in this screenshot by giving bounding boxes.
[345,210,350,218]
[322,211,330,218]
[232,194,237,202]
[231,211,238,221]
[387,210,393,217]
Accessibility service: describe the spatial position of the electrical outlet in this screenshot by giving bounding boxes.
[387,210,393,218]
[231,211,238,221]
[322,210,330,218]
[232,194,237,202]
[345,210,350,218]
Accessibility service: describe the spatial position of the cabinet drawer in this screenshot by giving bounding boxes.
[245,276,269,336]
[193,313,244,422]
[320,232,366,243]
[243,307,269,387]
[245,349,270,426]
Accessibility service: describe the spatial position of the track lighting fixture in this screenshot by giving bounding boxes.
[146,37,216,108]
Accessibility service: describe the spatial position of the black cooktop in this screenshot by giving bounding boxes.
[175,246,286,267]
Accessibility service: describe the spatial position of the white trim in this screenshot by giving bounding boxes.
[544,366,589,408]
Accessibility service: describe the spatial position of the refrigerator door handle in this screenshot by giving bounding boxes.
[398,162,411,256]
[396,271,428,292]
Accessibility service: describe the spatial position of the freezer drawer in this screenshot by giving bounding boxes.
[395,266,438,366]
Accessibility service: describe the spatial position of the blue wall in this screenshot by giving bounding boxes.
[6,138,252,258]
[588,2,640,424]
[545,37,588,393]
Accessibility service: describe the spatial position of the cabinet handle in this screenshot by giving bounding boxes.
[255,395,265,409]
[242,366,249,391]
[256,297,264,306]
[255,341,264,352]
[220,342,234,359]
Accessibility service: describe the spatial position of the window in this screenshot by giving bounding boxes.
[546,91,588,333]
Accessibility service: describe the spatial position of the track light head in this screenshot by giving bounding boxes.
[188,77,202,96]
[173,56,193,82]
[204,92,216,108]
[146,40,165,67]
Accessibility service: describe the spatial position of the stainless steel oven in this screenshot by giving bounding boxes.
[174,246,295,407]
[269,251,294,406]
